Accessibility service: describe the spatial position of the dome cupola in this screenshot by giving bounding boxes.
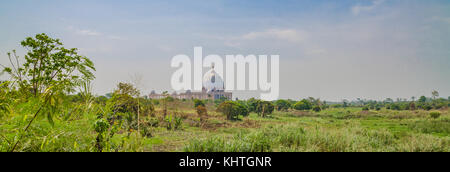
[203,65,224,92]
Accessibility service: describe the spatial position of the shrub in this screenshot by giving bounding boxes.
[429,112,441,119]
[148,118,159,127]
[140,117,159,138]
[94,119,110,152]
[196,105,208,121]
[390,104,401,111]
[164,114,183,130]
[255,100,274,117]
[293,99,312,111]
[174,116,183,130]
[168,96,176,102]
[424,104,433,111]
[409,102,416,110]
[0,81,11,115]
[275,100,291,111]
[313,106,322,112]
[140,125,153,138]
[141,99,155,117]
[362,107,369,111]
[194,99,205,108]
[246,98,258,112]
[217,101,248,120]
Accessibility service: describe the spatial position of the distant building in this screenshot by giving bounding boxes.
[149,65,232,100]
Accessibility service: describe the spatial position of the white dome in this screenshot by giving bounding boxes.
[203,66,224,92]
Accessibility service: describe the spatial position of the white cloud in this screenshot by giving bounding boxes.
[242,29,308,42]
[204,29,308,48]
[68,26,126,40]
[77,29,102,36]
[68,26,102,36]
[352,0,385,16]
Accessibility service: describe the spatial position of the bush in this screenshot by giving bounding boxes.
[429,112,441,119]
[0,81,11,115]
[409,102,416,110]
[196,105,208,121]
[390,104,401,111]
[194,99,205,108]
[313,106,322,112]
[293,99,312,111]
[362,107,369,111]
[94,119,110,152]
[255,101,274,117]
[424,105,433,111]
[217,101,248,120]
[174,116,183,130]
[165,114,183,130]
[275,100,291,111]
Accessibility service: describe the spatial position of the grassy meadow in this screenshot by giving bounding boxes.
[1,98,448,152]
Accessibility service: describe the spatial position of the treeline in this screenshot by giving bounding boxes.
[156,91,450,122]
[333,93,450,111]
[187,97,324,121]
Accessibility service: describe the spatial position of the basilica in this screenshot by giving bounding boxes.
[149,66,232,100]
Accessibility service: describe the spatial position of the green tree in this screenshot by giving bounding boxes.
[255,100,275,117]
[275,99,291,111]
[418,96,427,103]
[293,99,312,111]
[217,101,248,120]
[385,98,394,104]
[107,83,141,133]
[246,98,258,112]
[432,90,439,100]
[343,99,349,108]
[1,34,95,152]
[1,33,95,97]
[390,104,401,111]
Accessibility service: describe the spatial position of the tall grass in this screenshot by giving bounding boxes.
[184,123,449,152]
[409,118,450,136]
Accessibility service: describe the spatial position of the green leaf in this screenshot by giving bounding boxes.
[47,113,54,127]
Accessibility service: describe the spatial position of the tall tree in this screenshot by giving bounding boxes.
[432,90,439,100]
[1,33,95,97]
[418,96,427,103]
[1,33,95,152]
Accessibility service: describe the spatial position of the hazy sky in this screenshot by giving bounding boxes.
[1,0,449,101]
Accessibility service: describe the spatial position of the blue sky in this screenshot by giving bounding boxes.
[1,0,450,101]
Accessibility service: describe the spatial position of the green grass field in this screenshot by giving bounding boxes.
[2,99,447,152]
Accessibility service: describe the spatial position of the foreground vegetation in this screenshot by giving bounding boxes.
[1,34,449,152]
